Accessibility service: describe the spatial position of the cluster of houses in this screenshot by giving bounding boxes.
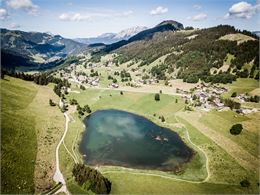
[179,84,228,111]
[72,75,100,86]
[179,83,259,114]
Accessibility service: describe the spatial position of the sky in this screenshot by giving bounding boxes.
[0,0,259,38]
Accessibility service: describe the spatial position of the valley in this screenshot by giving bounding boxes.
[0,3,259,194]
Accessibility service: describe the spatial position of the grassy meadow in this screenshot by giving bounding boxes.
[1,76,38,193]
[60,86,259,194]
[1,76,65,193]
[221,78,259,98]
[1,76,259,194]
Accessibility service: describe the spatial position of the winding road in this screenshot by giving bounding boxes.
[53,112,70,195]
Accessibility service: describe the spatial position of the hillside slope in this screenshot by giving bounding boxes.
[1,29,87,70]
[0,77,65,193]
[102,25,259,83]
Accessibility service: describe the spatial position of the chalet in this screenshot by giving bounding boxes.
[111,83,119,88]
[237,94,250,102]
[78,75,87,82]
[105,60,113,67]
[212,98,224,109]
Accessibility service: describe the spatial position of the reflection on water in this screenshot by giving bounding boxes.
[79,109,193,171]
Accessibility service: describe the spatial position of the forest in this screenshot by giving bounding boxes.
[72,164,112,194]
[98,25,259,84]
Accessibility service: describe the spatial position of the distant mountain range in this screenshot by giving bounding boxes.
[100,20,184,53]
[1,20,258,78]
[74,26,148,45]
[252,31,260,37]
[1,28,87,70]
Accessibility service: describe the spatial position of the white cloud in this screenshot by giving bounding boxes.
[119,10,133,17]
[224,1,260,19]
[59,10,133,22]
[9,22,20,28]
[0,8,8,20]
[5,0,38,15]
[187,13,208,21]
[193,4,202,10]
[150,6,168,15]
[59,12,91,22]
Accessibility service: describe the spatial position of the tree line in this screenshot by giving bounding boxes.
[1,69,64,85]
[72,164,112,194]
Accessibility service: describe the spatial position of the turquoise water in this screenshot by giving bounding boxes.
[79,109,193,171]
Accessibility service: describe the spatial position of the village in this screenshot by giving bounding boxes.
[54,58,259,116]
[178,83,259,114]
[55,58,159,89]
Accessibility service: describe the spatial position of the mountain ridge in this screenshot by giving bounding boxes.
[74,26,148,45]
[1,28,87,70]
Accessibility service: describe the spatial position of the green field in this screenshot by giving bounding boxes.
[1,77,65,193]
[199,110,259,158]
[1,77,38,193]
[222,78,259,98]
[60,86,259,194]
[1,76,259,194]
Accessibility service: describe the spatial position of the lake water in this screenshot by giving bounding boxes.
[79,109,193,171]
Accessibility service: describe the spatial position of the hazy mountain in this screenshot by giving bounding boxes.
[252,31,260,37]
[1,28,87,70]
[74,26,148,45]
[114,26,148,39]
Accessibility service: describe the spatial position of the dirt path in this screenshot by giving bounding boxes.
[53,112,70,195]
[174,115,210,182]
[176,111,258,172]
[81,84,183,97]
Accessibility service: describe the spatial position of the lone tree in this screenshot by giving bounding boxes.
[155,93,160,101]
[120,91,123,95]
[175,99,178,103]
[161,116,165,122]
[230,124,243,135]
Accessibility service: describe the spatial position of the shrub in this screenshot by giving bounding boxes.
[154,93,160,101]
[240,179,250,187]
[69,99,78,105]
[231,92,237,97]
[230,124,243,135]
[80,85,86,90]
[113,78,117,83]
[83,105,92,113]
[49,99,56,106]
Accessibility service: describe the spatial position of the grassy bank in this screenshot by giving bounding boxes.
[1,76,65,193]
[1,77,38,193]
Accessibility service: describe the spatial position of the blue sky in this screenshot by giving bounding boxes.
[0,0,259,38]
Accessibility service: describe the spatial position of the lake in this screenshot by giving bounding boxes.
[79,109,194,171]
